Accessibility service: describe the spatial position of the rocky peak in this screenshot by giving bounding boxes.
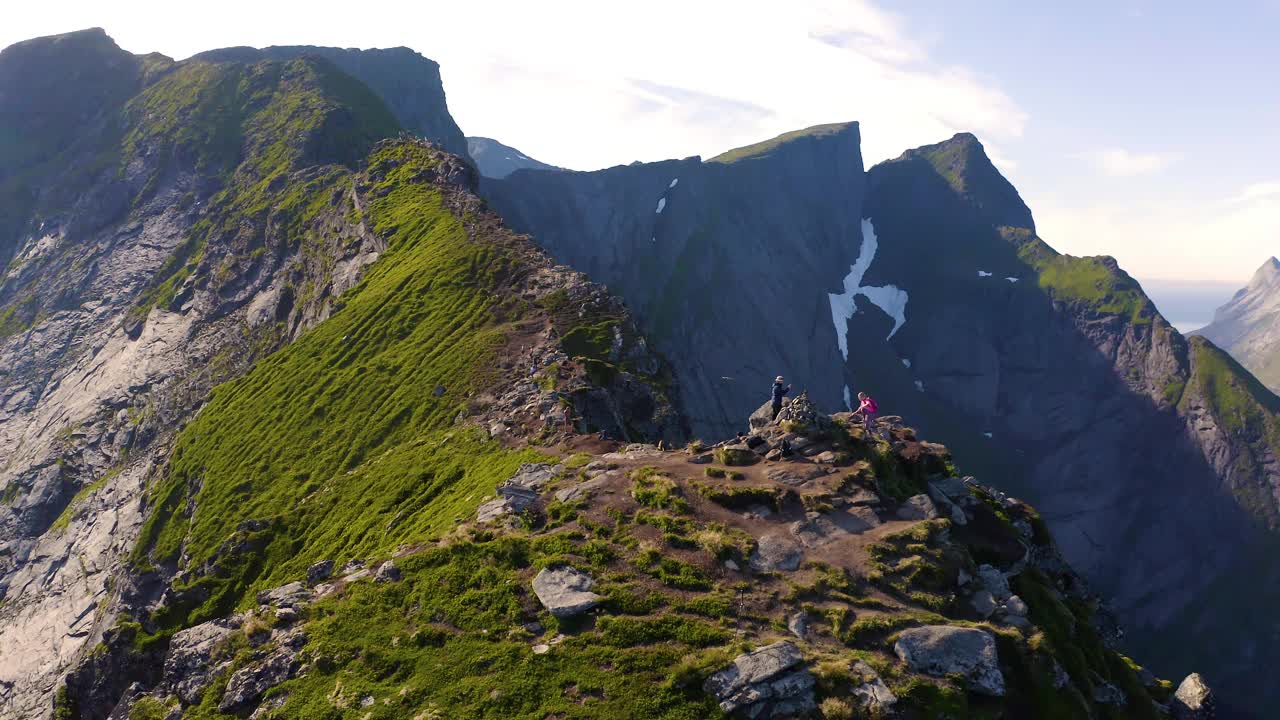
[1246,255,1280,292]
[0,28,141,174]
[190,43,469,160]
[467,136,561,178]
[878,132,1035,231]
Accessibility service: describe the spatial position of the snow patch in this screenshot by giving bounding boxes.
[828,219,909,356]
[1005,277,1018,283]
[650,236,656,243]
[983,432,993,439]
[901,358,911,369]
[669,178,679,188]
[843,385,852,410]
[915,380,925,392]
[655,198,666,214]
[978,270,993,277]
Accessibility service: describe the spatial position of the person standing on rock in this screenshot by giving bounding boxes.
[853,391,879,437]
[771,376,791,419]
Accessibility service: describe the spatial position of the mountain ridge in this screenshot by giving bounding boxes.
[1192,256,1280,395]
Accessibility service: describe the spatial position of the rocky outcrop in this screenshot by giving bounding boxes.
[893,626,1005,696]
[1172,673,1214,719]
[703,642,815,718]
[531,566,601,618]
[1192,257,1280,393]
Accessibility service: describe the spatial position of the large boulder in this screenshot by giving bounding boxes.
[749,534,803,572]
[896,494,939,520]
[893,626,1005,696]
[749,401,777,433]
[532,566,602,618]
[218,647,298,712]
[703,641,813,716]
[1172,673,1214,719]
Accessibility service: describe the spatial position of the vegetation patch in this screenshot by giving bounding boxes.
[630,468,691,513]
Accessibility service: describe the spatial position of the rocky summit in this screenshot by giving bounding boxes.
[0,24,1271,720]
[1193,256,1280,393]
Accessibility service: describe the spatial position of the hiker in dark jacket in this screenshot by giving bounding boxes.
[771,376,791,419]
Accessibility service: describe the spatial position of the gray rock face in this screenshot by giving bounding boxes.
[531,566,601,618]
[893,626,1005,696]
[306,560,334,585]
[703,641,811,716]
[217,647,298,712]
[749,534,803,572]
[163,617,242,705]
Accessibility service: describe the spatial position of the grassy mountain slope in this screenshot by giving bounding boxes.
[106,407,1186,719]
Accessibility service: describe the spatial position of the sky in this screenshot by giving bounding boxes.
[3,0,1277,310]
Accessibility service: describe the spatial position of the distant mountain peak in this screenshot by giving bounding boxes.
[466,136,560,178]
[884,132,1035,231]
[1249,255,1280,288]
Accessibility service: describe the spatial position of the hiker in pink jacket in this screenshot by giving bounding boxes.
[853,391,879,437]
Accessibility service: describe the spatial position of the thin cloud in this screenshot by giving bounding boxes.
[1084,148,1178,177]
[1228,181,1280,204]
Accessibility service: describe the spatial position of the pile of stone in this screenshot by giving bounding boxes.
[703,642,816,718]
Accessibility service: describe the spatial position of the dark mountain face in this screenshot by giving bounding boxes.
[484,127,1280,714]
[1192,257,1280,393]
[191,44,470,160]
[486,122,866,438]
[466,136,560,178]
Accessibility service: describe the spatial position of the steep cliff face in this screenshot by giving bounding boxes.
[0,30,488,718]
[486,122,866,440]
[1193,257,1280,393]
[192,44,470,161]
[467,136,560,178]
[481,127,1280,714]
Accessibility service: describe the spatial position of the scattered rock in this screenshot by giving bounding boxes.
[273,607,298,625]
[687,453,713,464]
[532,566,602,618]
[724,559,741,571]
[812,450,838,464]
[1002,595,1028,617]
[433,384,446,397]
[975,564,1011,601]
[703,642,810,715]
[256,582,312,608]
[969,590,997,619]
[374,561,401,583]
[1172,673,1214,719]
[896,493,939,520]
[764,448,782,461]
[339,559,365,576]
[306,559,334,585]
[850,661,898,714]
[893,626,1005,696]
[532,644,551,655]
[790,507,880,548]
[749,534,803,572]
[787,612,811,639]
[715,444,759,466]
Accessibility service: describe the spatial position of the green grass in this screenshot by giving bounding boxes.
[1022,249,1155,325]
[709,122,854,164]
[173,535,727,719]
[630,468,690,513]
[132,141,549,633]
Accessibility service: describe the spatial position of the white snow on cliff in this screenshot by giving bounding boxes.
[655,198,666,214]
[829,219,909,357]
